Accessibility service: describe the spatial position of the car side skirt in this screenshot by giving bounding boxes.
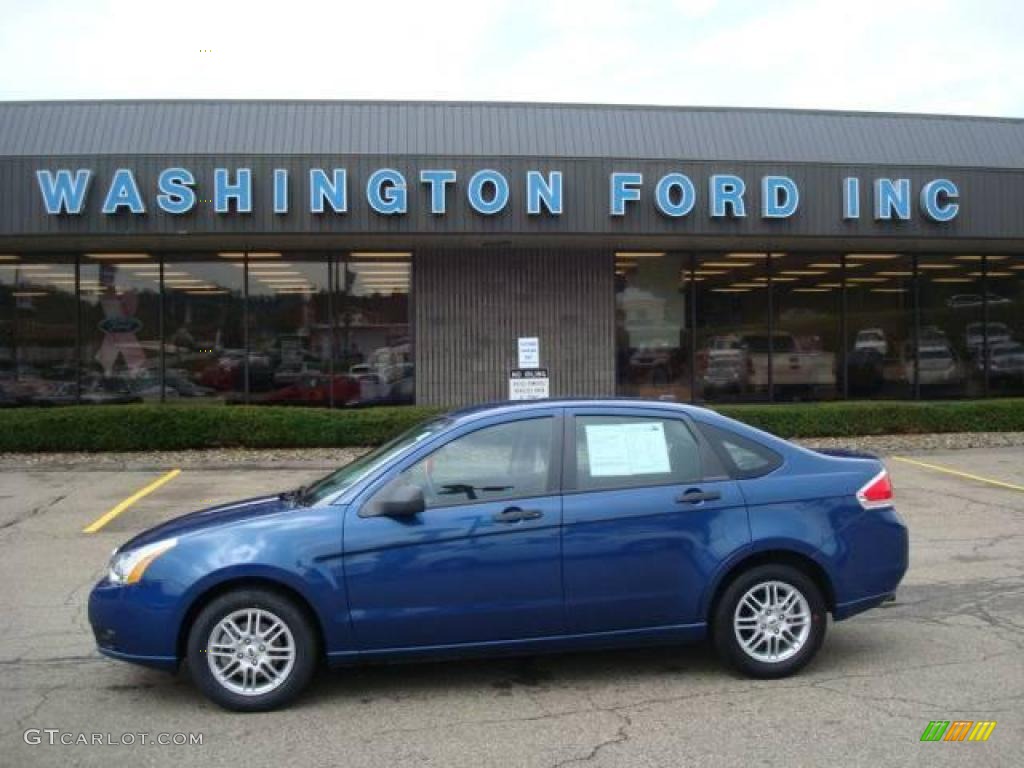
[97,646,179,672]
[326,622,707,665]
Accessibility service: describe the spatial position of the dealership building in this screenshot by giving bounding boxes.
[0,100,1022,409]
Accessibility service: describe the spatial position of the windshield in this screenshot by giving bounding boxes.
[298,417,451,504]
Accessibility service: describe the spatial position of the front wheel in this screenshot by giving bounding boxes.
[713,564,827,678]
[187,588,318,711]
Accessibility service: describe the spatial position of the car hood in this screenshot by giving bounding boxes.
[117,494,298,553]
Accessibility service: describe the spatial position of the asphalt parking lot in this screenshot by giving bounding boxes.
[0,447,1021,767]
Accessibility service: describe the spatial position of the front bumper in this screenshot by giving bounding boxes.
[88,579,180,671]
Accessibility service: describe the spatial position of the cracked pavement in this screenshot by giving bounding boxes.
[0,447,1020,767]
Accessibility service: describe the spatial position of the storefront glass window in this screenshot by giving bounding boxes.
[243,252,332,406]
[770,253,841,401]
[983,255,1024,397]
[337,253,413,406]
[917,254,986,398]
[615,252,691,401]
[79,254,162,404]
[694,253,770,402]
[843,253,913,399]
[161,254,246,403]
[0,255,77,406]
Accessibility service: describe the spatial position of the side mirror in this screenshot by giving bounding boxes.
[373,484,425,517]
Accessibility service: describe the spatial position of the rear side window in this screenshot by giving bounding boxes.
[574,415,701,491]
[697,422,782,479]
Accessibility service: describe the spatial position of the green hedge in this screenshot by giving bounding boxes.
[0,405,444,452]
[713,399,1024,438]
[0,399,1022,452]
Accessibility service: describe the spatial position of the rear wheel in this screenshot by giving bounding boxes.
[713,564,827,678]
[187,588,317,711]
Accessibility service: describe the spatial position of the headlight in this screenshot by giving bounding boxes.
[107,538,178,584]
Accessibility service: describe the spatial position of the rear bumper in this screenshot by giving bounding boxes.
[831,505,909,620]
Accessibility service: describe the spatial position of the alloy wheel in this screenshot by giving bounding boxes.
[206,608,296,696]
[732,580,812,664]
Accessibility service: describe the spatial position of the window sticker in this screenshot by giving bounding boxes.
[584,422,671,477]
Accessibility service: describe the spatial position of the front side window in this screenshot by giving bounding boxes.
[375,418,555,510]
[574,415,701,492]
[300,417,451,504]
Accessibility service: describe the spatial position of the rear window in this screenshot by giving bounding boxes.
[697,422,783,479]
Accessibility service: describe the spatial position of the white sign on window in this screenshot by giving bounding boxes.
[585,422,671,477]
[517,337,540,369]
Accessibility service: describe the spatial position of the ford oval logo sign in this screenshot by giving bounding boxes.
[99,316,142,335]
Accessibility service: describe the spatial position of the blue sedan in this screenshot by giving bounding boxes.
[89,400,908,711]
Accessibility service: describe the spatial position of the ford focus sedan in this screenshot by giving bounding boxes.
[89,400,908,711]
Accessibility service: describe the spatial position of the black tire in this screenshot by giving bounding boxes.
[187,588,318,712]
[712,564,827,679]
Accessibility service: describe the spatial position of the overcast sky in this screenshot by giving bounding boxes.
[0,0,1020,117]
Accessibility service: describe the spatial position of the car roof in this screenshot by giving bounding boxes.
[445,398,714,425]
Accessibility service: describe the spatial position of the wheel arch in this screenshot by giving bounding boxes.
[704,548,837,625]
[175,575,328,662]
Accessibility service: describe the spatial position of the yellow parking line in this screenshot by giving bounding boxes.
[82,469,182,533]
[891,456,1024,493]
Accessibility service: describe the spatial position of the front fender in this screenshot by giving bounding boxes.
[171,563,339,652]
[153,504,351,657]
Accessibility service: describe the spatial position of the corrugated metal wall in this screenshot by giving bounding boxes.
[414,248,615,406]
[2,101,1023,169]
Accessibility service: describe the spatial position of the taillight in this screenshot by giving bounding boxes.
[857,469,893,509]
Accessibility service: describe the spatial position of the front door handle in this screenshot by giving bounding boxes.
[676,489,722,504]
[493,507,543,523]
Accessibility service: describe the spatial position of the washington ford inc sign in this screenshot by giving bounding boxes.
[35,167,961,222]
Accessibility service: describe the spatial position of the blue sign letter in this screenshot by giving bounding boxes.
[843,177,860,220]
[367,169,408,215]
[762,176,799,218]
[468,169,509,215]
[214,168,252,214]
[420,169,456,214]
[610,172,642,216]
[309,169,347,214]
[710,174,746,218]
[874,178,911,220]
[273,169,289,214]
[527,170,563,215]
[36,169,92,214]
[920,178,959,222]
[102,169,146,214]
[157,168,196,215]
[654,173,695,218]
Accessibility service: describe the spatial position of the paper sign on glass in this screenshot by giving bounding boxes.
[584,422,671,477]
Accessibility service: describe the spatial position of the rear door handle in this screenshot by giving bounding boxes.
[493,507,543,523]
[676,489,722,504]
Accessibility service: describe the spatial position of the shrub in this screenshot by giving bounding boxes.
[713,399,1024,438]
[0,399,1022,452]
[0,404,444,452]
